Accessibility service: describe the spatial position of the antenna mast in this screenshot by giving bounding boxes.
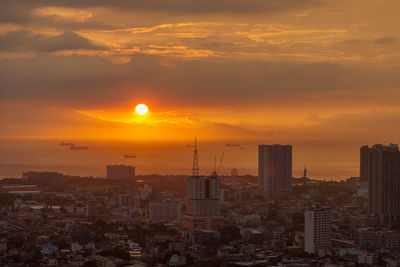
[192,137,199,176]
[303,165,307,185]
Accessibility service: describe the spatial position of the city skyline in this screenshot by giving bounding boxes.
[3,1,400,266]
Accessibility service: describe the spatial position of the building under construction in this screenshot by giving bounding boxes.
[182,138,224,230]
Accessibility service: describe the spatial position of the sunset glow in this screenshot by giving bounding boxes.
[1,0,400,179]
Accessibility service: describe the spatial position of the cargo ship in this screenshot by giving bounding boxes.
[225,143,241,147]
[59,141,74,146]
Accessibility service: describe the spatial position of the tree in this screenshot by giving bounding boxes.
[82,261,97,267]
[99,248,130,260]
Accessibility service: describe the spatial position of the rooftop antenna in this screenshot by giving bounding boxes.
[192,137,199,176]
[214,156,217,173]
[303,165,307,185]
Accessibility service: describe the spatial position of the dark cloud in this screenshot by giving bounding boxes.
[0,31,105,52]
[374,36,397,44]
[61,0,322,14]
[343,36,397,45]
[1,54,400,109]
[1,0,322,24]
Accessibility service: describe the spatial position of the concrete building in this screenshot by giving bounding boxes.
[149,200,182,222]
[304,208,332,254]
[258,144,292,199]
[87,200,97,218]
[106,165,135,180]
[364,144,400,224]
[182,174,224,230]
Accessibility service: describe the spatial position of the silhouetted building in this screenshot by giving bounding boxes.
[106,165,135,180]
[23,171,64,186]
[305,207,332,254]
[365,144,400,224]
[360,145,370,196]
[258,144,292,198]
[231,168,238,190]
[360,145,369,183]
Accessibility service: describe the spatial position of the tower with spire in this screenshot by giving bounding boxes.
[183,138,224,230]
[192,137,199,176]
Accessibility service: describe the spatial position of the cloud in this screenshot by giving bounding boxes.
[0,31,105,52]
[294,111,400,143]
[374,36,397,45]
[1,53,400,111]
[1,0,322,24]
[343,36,398,45]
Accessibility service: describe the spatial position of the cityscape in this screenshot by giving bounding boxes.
[0,142,399,266]
[1,0,400,266]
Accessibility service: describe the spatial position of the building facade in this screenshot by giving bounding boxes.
[149,200,182,222]
[258,144,292,199]
[87,200,97,218]
[106,165,135,180]
[364,144,400,224]
[182,174,224,230]
[304,208,332,254]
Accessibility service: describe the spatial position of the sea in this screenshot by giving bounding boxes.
[0,139,360,180]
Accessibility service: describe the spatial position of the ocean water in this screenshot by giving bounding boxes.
[0,139,359,180]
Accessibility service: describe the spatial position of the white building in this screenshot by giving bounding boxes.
[304,207,332,254]
[106,165,135,180]
[140,184,152,200]
[149,200,182,222]
[258,144,292,199]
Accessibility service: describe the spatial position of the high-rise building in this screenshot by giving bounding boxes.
[182,139,224,230]
[258,144,292,198]
[106,165,135,180]
[364,144,400,224]
[304,207,332,254]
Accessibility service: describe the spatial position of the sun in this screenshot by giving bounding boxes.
[135,103,148,115]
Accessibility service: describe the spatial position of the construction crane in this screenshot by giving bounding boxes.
[212,152,224,177]
[217,152,224,176]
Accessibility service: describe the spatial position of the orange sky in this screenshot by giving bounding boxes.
[1,0,400,145]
